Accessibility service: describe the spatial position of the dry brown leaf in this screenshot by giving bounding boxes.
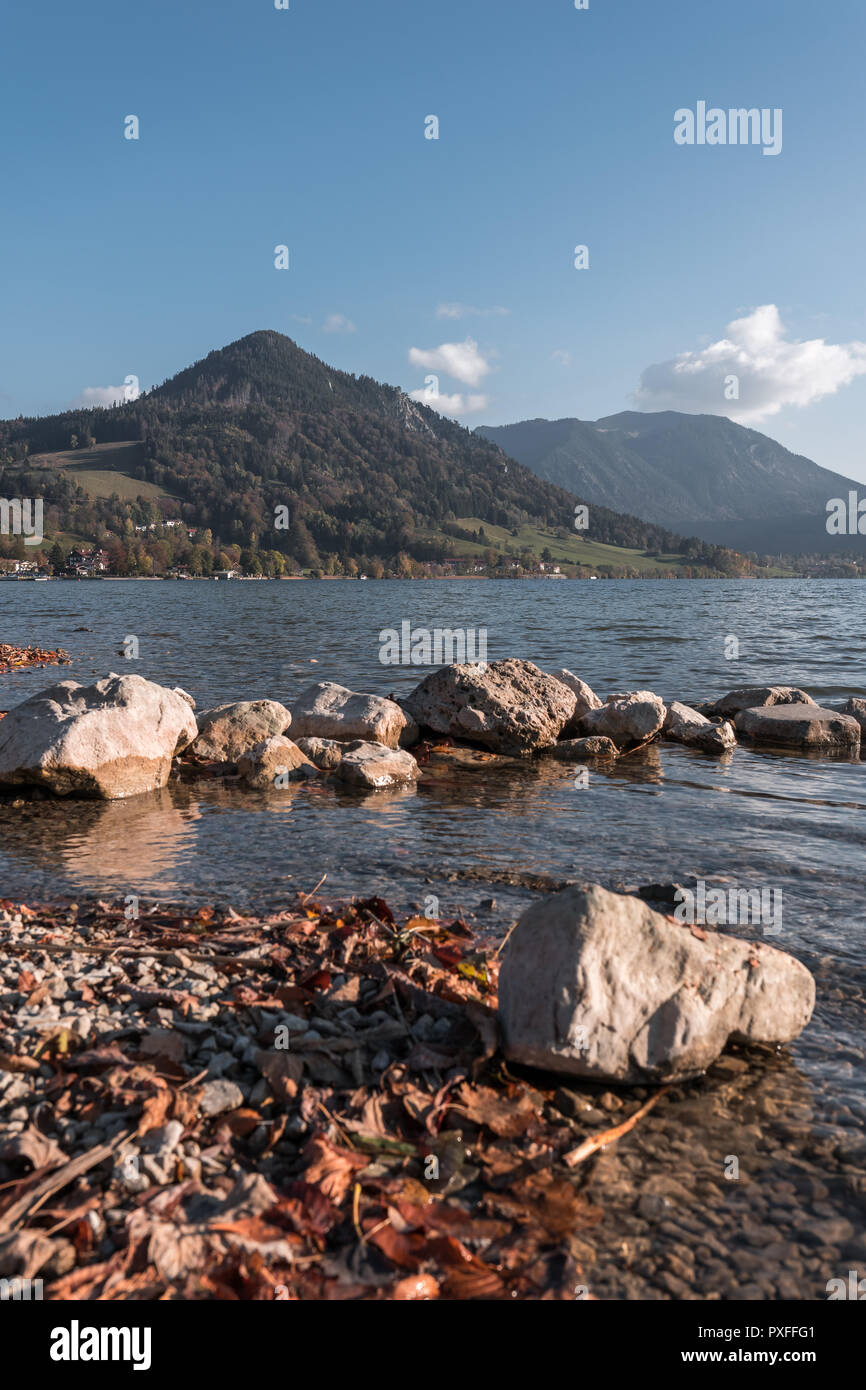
[0,1052,42,1075]
[454,1082,537,1138]
[257,1050,304,1101]
[147,1221,211,1282]
[224,1109,262,1138]
[0,1123,67,1172]
[136,1086,174,1137]
[303,1135,368,1205]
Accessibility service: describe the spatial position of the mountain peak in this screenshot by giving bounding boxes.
[150,330,329,407]
[476,411,864,556]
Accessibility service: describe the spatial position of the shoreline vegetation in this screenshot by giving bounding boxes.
[5,569,861,581]
[1,571,848,582]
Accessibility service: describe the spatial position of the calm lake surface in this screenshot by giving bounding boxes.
[1,578,862,924]
[1,578,865,1266]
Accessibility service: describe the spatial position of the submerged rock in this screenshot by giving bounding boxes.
[336,740,420,788]
[237,736,317,789]
[291,682,416,748]
[734,704,861,750]
[404,658,575,756]
[498,883,815,1083]
[551,736,618,761]
[578,690,666,747]
[709,686,816,718]
[0,674,197,800]
[663,701,736,754]
[193,700,291,761]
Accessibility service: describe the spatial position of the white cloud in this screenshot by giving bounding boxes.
[635,304,866,424]
[551,350,571,367]
[79,385,130,407]
[323,313,356,333]
[291,314,313,326]
[409,385,489,417]
[408,338,492,387]
[436,302,509,320]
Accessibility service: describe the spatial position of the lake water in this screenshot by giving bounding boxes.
[1,577,865,1295]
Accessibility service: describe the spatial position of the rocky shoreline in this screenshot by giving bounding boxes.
[0,661,854,1081]
[0,660,863,803]
[0,887,860,1302]
[0,888,594,1300]
[0,659,863,1299]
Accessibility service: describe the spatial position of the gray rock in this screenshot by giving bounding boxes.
[140,1120,185,1156]
[294,736,344,771]
[336,740,420,788]
[403,658,576,756]
[838,697,866,735]
[498,883,815,1083]
[734,704,861,750]
[709,686,816,718]
[237,735,317,789]
[0,674,198,800]
[578,690,666,747]
[290,682,415,749]
[192,700,291,762]
[205,1050,237,1077]
[663,701,736,754]
[199,1079,244,1116]
[551,736,618,761]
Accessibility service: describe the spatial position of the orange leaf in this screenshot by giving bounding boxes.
[393,1273,440,1300]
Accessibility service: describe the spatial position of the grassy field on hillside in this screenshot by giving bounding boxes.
[422,518,700,575]
[30,441,174,502]
[420,518,793,577]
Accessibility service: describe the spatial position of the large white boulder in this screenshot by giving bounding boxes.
[0,674,197,800]
[498,884,815,1083]
[290,682,416,749]
[403,659,575,756]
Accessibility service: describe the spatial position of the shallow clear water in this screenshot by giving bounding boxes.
[0,578,864,1148]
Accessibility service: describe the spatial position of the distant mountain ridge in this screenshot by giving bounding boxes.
[476,411,865,556]
[0,332,750,577]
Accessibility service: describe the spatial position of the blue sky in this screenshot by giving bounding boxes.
[3,0,866,480]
